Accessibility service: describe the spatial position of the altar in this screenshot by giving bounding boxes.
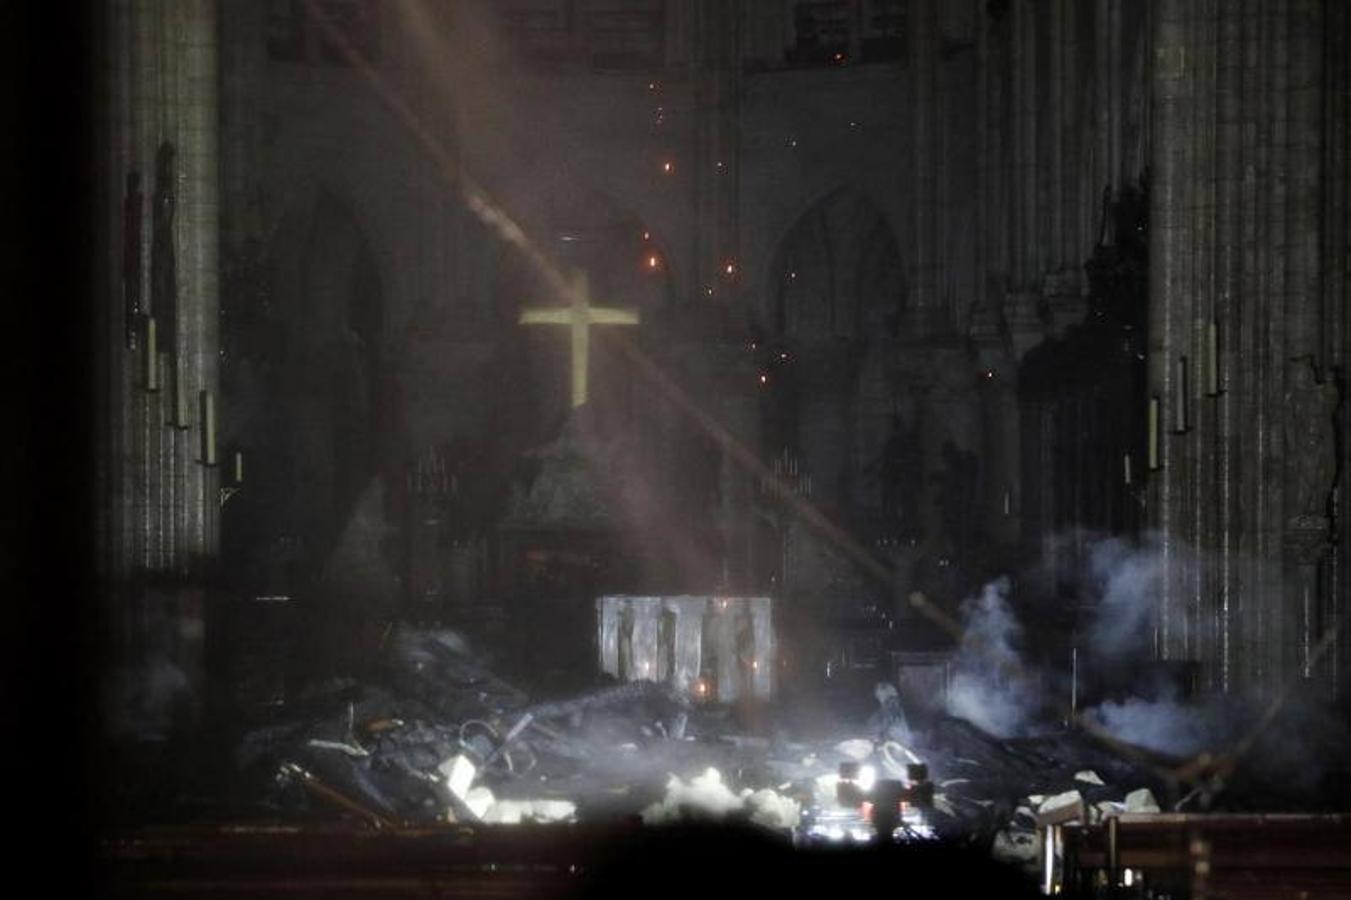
[597,595,775,702]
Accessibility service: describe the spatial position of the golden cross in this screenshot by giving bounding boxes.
[519,271,640,408]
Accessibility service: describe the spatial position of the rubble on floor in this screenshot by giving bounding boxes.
[234,624,1170,872]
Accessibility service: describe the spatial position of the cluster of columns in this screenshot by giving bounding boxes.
[1149,0,1348,697]
[98,0,222,578]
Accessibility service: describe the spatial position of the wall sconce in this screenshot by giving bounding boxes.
[143,316,158,392]
[199,390,216,466]
[1206,320,1220,396]
[1147,397,1160,470]
[1174,356,1189,433]
[220,449,243,508]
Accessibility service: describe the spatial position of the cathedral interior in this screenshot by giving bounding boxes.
[17,0,1351,896]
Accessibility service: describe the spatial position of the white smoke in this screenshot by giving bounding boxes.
[945,577,1041,737]
[1085,534,1166,663]
[1086,694,1214,756]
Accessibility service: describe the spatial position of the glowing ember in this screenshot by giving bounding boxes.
[662,161,674,174]
[647,254,660,269]
[759,374,768,385]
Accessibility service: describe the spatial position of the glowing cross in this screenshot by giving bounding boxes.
[519,271,640,408]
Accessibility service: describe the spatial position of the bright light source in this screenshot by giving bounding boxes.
[647,254,660,269]
[858,764,877,792]
[661,161,674,174]
[642,230,651,241]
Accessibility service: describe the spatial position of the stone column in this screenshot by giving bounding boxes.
[100,0,221,578]
[171,0,221,566]
[1148,0,1340,697]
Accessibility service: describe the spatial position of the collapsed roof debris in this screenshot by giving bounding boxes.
[234,623,1172,877]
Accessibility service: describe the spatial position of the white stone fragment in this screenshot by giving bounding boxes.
[1125,788,1161,813]
[438,755,477,800]
[484,799,577,825]
[1038,789,1083,817]
[1074,770,1106,786]
[465,786,495,820]
[1096,801,1126,820]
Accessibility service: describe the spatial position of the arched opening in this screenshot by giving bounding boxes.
[759,188,906,516]
[227,191,390,603]
[767,187,905,341]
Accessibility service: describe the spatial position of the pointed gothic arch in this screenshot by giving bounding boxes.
[765,186,906,341]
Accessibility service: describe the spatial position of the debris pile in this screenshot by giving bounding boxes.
[233,624,1168,873]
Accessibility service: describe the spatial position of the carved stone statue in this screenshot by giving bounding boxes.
[1285,356,1340,530]
[150,141,177,344]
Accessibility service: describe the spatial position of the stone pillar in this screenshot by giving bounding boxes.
[102,0,221,579]
[1148,0,1340,698]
